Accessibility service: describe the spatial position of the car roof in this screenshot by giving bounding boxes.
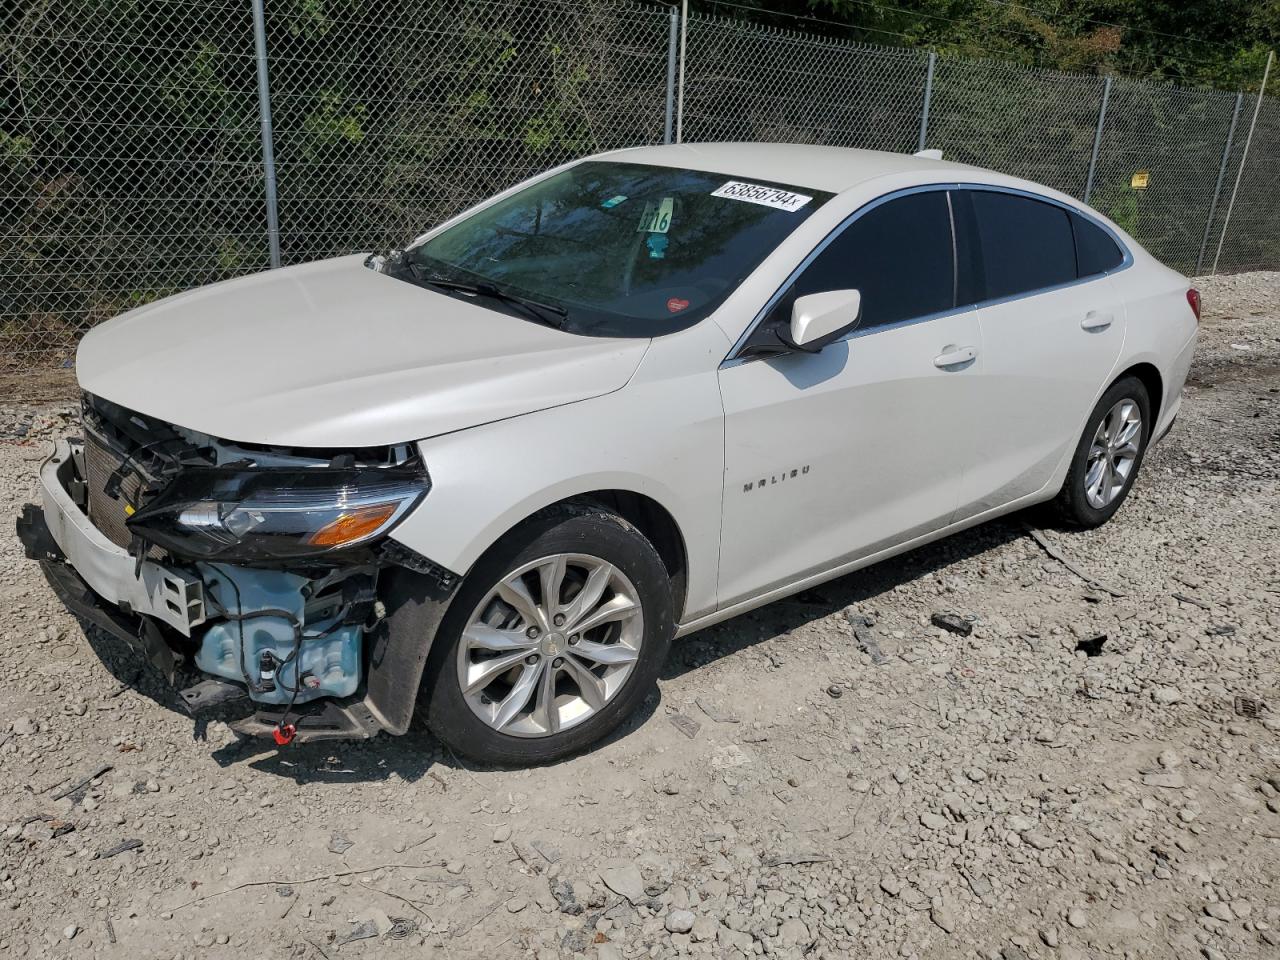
[601,142,986,195]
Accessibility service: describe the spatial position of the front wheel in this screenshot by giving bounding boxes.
[1053,375,1151,528]
[420,506,673,765]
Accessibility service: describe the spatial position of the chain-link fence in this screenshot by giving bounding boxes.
[679,17,929,151]
[3,0,1277,367]
[2,0,265,370]
[262,0,672,268]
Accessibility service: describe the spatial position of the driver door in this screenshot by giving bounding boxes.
[716,189,983,608]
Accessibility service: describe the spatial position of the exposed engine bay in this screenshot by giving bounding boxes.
[18,392,457,744]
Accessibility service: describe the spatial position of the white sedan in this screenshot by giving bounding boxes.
[23,143,1198,764]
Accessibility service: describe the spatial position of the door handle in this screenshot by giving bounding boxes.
[933,345,977,368]
[1081,310,1113,331]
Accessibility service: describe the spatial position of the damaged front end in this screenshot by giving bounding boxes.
[17,393,457,744]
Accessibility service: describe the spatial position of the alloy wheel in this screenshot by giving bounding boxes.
[456,554,644,737]
[1084,398,1142,509]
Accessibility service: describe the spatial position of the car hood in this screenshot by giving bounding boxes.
[76,255,649,448]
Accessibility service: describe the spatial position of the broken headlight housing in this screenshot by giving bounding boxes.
[125,463,429,561]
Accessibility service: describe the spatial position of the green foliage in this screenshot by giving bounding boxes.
[288,0,333,39]
[3,0,1276,364]
[0,131,33,161]
[301,91,367,152]
[1098,182,1140,234]
[216,236,252,275]
[720,0,1277,91]
[522,42,595,155]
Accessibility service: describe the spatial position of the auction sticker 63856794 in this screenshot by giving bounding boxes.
[710,180,812,212]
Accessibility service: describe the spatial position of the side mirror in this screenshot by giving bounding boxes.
[779,289,862,353]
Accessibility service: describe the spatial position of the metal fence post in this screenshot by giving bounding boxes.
[1195,92,1243,275]
[1212,50,1275,275]
[664,7,678,144]
[1083,75,1112,204]
[917,51,936,152]
[676,0,688,143]
[251,0,281,269]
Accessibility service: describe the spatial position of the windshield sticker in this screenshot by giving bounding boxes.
[667,297,690,314]
[646,234,668,259]
[636,197,674,234]
[711,181,812,212]
[600,194,628,209]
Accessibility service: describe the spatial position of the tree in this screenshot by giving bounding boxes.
[705,0,1278,90]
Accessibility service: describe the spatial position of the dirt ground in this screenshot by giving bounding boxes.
[1,273,1278,960]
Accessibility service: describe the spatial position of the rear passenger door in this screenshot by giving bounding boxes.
[952,189,1127,518]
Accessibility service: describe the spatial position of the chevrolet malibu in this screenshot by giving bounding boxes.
[18,143,1199,764]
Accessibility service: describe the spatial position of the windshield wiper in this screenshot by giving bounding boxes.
[408,266,569,330]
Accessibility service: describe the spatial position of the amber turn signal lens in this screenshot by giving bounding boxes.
[306,503,398,547]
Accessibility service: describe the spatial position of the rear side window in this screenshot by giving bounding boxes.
[778,190,955,331]
[1072,213,1124,276]
[969,191,1076,300]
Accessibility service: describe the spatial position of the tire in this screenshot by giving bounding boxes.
[420,505,674,765]
[1053,375,1151,528]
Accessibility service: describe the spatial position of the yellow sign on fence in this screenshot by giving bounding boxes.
[1131,170,1150,190]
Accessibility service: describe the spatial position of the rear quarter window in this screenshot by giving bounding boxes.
[1072,212,1125,277]
[969,190,1076,300]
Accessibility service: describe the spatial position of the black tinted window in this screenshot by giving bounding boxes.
[970,191,1076,299]
[781,190,955,330]
[1072,213,1124,276]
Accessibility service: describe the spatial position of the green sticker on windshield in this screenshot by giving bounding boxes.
[636,197,674,234]
[601,195,627,209]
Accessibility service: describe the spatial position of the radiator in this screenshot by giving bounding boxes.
[83,430,147,550]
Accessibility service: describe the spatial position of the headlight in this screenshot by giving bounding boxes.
[125,464,429,561]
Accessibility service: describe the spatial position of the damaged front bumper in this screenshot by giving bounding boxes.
[17,437,452,744]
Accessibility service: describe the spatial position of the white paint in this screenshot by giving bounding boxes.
[68,143,1197,633]
[789,289,861,347]
[75,255,648,448]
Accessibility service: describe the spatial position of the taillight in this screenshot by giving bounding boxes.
[1186,288,1201,322]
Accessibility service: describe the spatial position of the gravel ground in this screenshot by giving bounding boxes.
[1,272,1278,960]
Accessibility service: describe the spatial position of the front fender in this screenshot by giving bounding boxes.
[386,330,727,624]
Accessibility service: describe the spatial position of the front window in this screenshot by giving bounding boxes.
[397,161,831,337]
[769,190,956,333]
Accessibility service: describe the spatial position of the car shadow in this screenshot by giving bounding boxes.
[202,683,665,783]
[79,620,190,715]
[660,514,1029,680]
[71,619,431,784]
[73,608,666,784]
[68,512,1034,783]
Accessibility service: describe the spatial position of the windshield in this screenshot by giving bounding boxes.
[399,161,831,337]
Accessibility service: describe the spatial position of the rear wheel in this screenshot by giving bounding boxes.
[1053,375,1151,528]
[420,506,673,765]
